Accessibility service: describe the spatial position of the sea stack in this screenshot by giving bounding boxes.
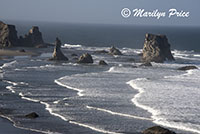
[49,38,68,61]
[19,26,45,47]
[0,21,19,47]
[78,53,93,64]
[109,46,122,55]
[142,33,175,63]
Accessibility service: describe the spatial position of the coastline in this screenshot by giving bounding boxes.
[0,49,37,57]
[0,116,42,134]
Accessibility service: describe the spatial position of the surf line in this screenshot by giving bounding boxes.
[0,114,61,134]
[70,121,122,134]
[127,78,200,134]
[86,106,152,121]
[54,79,84,96]
[4,79,121,134]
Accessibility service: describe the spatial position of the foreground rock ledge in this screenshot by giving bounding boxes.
[49,38,68,61]
[143,126,176,134]
[142,33,175,63]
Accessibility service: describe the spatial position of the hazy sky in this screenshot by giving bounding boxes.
[0,0,199,26]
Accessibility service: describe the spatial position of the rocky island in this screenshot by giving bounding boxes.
[142,33,175,63]
[0,21,48,48]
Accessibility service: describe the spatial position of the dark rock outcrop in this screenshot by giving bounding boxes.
[18,49,26,52]
[78,53,93,64]
[94,50,109,54]
[99,60,108,65]
[49,38,68,61]
[177,65,198,71]
[71,53,78,57]
[0,21,47,47]
[142,34,175,63]
[25,112,39,119]
[143,126,176,134]
[0,21,19,47]
[109,46,122,55]
[140,62,152,67]
[19,26,44,47]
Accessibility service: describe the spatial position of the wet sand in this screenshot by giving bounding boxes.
[0,49,36,57]
[0,116,42,134]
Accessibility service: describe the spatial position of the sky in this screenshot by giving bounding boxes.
[0,0,200,26]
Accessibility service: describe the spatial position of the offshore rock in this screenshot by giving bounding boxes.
[78,53,93,64]
[143,126,176,134]
[142,34,175,63]
[99,60,108,65]
[140,62,152,67]
[19,26,44,47]
[109,46,122,55]
[177,65,198,71]
[0,21,19,47]
[25,112,39,119]
[49,38,68,61]
[94,50,109,54]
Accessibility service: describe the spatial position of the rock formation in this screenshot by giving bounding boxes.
[0,21,19,47]
[109,46,122,55]
[49,38,68,61]
[142,34,175,63]
[177,65,198,71]
[140,62,152,67]
[19,26,44,47]
[99,60,108,65]
[78,53,93,63]
[94,50,109,54]
[143,126,176,134]
[0,21,47,47]
[25,112,39,119]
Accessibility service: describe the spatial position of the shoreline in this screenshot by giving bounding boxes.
[0,49,38,57]
[0,115,43,134]
[0,46,197,134]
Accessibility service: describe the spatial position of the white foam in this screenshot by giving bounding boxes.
[86,105,152,121]
[40,101,68,122]
[63,44,82,48]
[155,119,200,134]
[4,80,18,86]
[53,100,60,104]
[127,76,200,134]
[6,86,16,93]
[55,79,84,96]
[69,121,122,134]
[19,93,40,103]
[193,54,200,57]
[41,100,122,134]
[4,80,29,94]
[0,60,17,69]
[26,64,56,70]
[126,79,160,116]
[0,115,62,134]
[107,66,117,73]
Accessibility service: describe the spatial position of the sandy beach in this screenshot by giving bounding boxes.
[0,49,37,57]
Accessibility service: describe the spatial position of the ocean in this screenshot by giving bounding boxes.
[0,21,200,134]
